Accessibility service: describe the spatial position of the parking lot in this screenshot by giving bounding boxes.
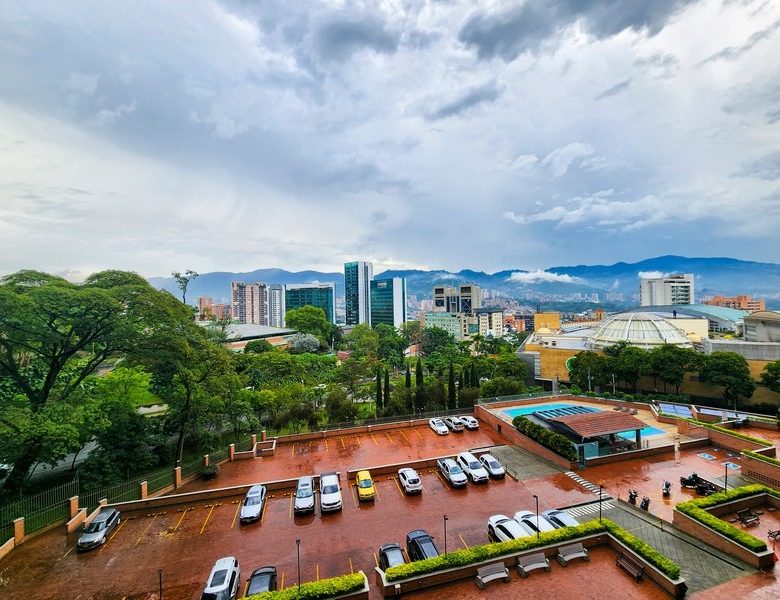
[2,407,779,599]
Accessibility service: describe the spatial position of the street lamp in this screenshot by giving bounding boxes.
[533,495,540,539]
[443,515,449,557]
[599,484,604,522]
[724,463,728,491]
[296,539,301,591]
[158,569,163,600]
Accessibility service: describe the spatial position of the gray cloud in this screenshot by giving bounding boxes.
[697,18,780,67]
[314,15,400,62]
[733,150,780,180]
[425,80,504,121]
[595,79,632,100]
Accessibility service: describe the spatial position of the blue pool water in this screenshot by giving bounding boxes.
[502,403,667,438]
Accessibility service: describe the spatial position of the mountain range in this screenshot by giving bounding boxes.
[147,256,780,307]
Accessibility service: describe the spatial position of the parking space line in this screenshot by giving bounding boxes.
[63,546,74,558]
[355,435,362,447]
[231,502,240,528]
[394,478,404,496]
[135,514,159,546]
[414,428,424,439]
[372,552,378,567]
[370,433,378,445]
[173,507,192,532]
[340,437,346,450]
[351,485,359,507]
[385,431,393,443]
[200,504,216,534]
[325,438,329,452]
[458,534,469,549]
[374,486,381,502]
[349,557,354,574]
[399,430,409,443]
[316,564,320,581]
[291,443,295,458]
[280,572,285,589]
[288,493,294,519]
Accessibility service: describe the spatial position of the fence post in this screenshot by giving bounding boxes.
[174,466,182,489]
[204,454,210,467]
[69,496,79,519]
[251,434,257,447]
[229,444,235,461]
[13,517,24,544]
[140,481,148,499]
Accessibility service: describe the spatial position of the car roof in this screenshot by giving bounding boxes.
[250,566,276,576]
[357,470,371,478]
[406,529,430,540]
[247,484,265,494]
[93,508,118,522]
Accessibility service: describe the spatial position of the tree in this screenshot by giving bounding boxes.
[761,360,780,394]
[324,387,358,424]
[0,270,192,495]
[288,333,321,354]
[568,351,607,392]
[448,362,456,410]
[650,345,701,394]
[405,366,411,388]
[420,327,457,357]
[285,306,331,345]
[415,358,423,388]
[384,369,391,412]
[375,365,382,410]
[613,346,651,393]
[699,351,756,411]
[375,324,405,368]
[244,340,273,354]
[345,323,379,360]
[172,269,198,305]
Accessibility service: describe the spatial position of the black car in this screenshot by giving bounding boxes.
[406,529,440,562]
[377,543,406,571]
[246,566,277,595]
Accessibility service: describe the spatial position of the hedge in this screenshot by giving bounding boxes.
[385,519,681,581]
[684,419,768,446]
[512,416,578,461]
[675,484,775,553]
[742,450,780,467]
[247,572,365,599]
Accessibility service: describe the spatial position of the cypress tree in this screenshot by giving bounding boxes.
[405,365,412,388]
[458,369,464,391]
[448,362,456,410]
[383,369,390,412]
[375,365,382,406]
[416,357,423,388]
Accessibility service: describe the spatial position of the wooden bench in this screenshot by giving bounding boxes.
[616,552,644,582]
[737,508,760,526]
[556,542,589,566]
[475,562,510,589]
[516,552,551,578]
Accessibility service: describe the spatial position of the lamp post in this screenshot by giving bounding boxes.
[725,463,728,491]
[158,569,163,599]
[443,514,449,557]
[296,539,301,591]
[533,494,540,539]
[599,484,604,522]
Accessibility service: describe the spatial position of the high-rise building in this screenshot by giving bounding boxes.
[285,283,337,324]
[703,295,765,311]
[370,278,407,328]
[197,297,231,321]
[433,284,481,313]
[268,284,286,327]
[474,308,505,338]
[344,261,373,325]
[231,282,269,325]
[639,274,694,306]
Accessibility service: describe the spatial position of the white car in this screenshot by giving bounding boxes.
[201,556,240,600]
[319,472,343,512]
[460,416,479,430]
[487,514,532,542]
[456,451,489,483]
[428,418,449,435]
[239,484,267,524]
[398,467,423,494]
[542,509,580,529]
[444,416,465,432]
[437,458,468,487]
[514,510,556,534]
[479,454,506,478]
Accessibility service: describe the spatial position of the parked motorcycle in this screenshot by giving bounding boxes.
[628,489,638,505]
[640,496,651,511]
[680,473,702,489]
[662,481,672,497]
[696,482,717,496]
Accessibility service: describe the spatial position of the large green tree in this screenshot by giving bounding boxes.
[0,270,191,495]
[285,306,331,346]
[699,351,757,410]
[761,360,780,394]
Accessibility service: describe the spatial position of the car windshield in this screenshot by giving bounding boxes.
[358,479,372,488]
[200,592,230,600]
[407,477,419,484]
[84,520,106,533]
[296,487,313,498]
[487,459,500,469]
[450,464,463,474]
[209,570,228,587]
[244,496,262,506]
[469,461,480,470]
[322,484,338,494]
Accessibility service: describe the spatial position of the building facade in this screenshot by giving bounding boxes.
[196,297,231,321]
[231,282,269,325]
[420,312,464,340]
[703,295,765,311]
[344,261,373,326]
[432,284,481,313]
[370,277,407,328]
[284,282,337,324]
[267,284,285,328]
[639,274,694,306]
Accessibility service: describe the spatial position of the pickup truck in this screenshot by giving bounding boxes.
[437,458,468,487]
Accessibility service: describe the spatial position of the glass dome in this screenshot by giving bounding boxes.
[589,313,693,351]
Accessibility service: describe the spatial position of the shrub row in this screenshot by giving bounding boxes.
[385,519,682,582]
[512,416,578,461]
[247,572,365,599]
[684,419,768,446]
[742,450,780,467]
[675,484,773,553]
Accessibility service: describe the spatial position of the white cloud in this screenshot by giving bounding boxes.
[92,101,137,127]
[508,270,583,284]
[638,271,666,279]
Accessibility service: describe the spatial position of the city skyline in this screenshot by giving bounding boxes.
[2,1,779,282]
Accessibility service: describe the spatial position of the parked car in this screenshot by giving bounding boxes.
[246,566,277,595]
[487,514,533,542]
[406,529,440,561]
[428,418,449,435]
[443,416,465,432]
[77,508,121,551]
[460,415,479,430]
[239,484,267,524]
[200,556,240,600]
[319,472,343,512]
[398,467,423,494]
[355,470,375,501]
[456,451,489,483]
[478,453,506,478]
[377,543,406,571]
[542,509,580,529]
[293,475,316,515]
[437,457,467,487]
[514,510,556,534]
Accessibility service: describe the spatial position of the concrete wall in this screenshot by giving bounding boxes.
[741,453,780,489]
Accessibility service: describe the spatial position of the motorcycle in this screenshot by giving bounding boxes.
[680,473,702,489]
[640,496,651,511]
[696,482,717,496]
[628,489,638,505]
[662,481,672,497]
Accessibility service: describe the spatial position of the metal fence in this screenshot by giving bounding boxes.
[79,479,143,513]
[146,467,175,495]
[180,456,204,479]
[0,477,79,540]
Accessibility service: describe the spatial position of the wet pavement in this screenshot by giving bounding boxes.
[2,403,780,599]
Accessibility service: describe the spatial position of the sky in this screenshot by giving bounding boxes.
[1,0,779,282]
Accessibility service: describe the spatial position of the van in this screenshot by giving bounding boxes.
[200,556,240,600]
[293,475,316,515]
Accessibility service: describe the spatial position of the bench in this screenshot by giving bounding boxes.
[737,508,760,526]
[475,562,510,589]
[556,542,589,566]
[516,552,551,578]
[616,552,644,582]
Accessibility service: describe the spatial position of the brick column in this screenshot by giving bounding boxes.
[13,518,24,544]
[204,454,210,467]
[261,430,267,442]
[69,496,80,519]
[229,443,235,461]
[174,466,182,488]
[140,481,148,499]
[251,434,257,447]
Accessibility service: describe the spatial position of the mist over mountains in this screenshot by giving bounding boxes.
[148,256,780,307]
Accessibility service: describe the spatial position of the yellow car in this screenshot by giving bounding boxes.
[355,470,375,501]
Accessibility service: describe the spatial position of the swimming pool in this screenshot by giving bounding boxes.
[501,403,667,438]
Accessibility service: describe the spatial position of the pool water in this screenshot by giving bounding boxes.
[502,403,667,438]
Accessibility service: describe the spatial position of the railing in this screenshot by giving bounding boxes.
[80,479,143,513]
[0,477,79,538]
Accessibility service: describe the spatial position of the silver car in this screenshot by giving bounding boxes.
[239,484,267,524]
[293,475,316,515]
[479,453,506,478]
[77,508,121,551]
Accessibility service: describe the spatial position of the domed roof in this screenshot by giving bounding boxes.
[589,313,693,351]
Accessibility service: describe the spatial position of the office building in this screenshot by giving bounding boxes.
[285,282,337,324]
[370,277,407,328]
[432,284,481,313]
[639,274,694,306]
[344,261,373,325]
[231,282,268,325]
[474,308,505,338]
[268,284,285,328]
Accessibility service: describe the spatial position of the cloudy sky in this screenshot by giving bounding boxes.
[1,0,779,281]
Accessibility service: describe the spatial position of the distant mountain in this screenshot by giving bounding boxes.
[147,256,780,306]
